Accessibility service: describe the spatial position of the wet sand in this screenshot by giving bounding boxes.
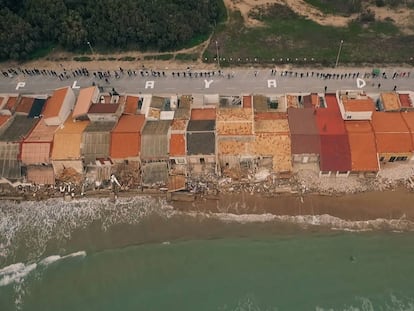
[173,188,414,221]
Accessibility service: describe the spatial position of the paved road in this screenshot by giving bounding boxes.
[0,67,413,95]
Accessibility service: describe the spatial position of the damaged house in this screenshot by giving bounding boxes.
[186,107,217,177]
[217,94,256,178]
[140,120,171,187]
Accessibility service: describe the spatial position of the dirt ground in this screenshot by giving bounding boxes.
[225,0,414,33]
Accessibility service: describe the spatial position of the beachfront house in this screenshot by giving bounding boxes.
[140,120,171,187]
[42,87,76,126]
[371,111,413,164]
[72,86,99,120]
[216,95,255,178]
[337,90,376,120]
[21,118,58,184]
[345,121,379,177]
[253,94,292,177]
[288,107,320,164]
[316,94,352,177]
[186,107,217,177]
[0,115,39,180]
[51,114,90,182]
[81,121,116,184]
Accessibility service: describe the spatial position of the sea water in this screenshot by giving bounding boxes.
[0,196,414,311]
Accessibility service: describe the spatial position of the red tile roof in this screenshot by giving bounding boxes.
[112,115,145,133]
[110,115,145,159]
[371,112,412,153]
[42,87,69,118]
[190,108,216,120]
[345,121,379,172]
[124,96,140,114]
[169,133,186,156]
[399,94,412,108]
[343,97,376,112]
[320,134,352,172]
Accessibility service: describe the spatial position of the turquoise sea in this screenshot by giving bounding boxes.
[0,196,414,311]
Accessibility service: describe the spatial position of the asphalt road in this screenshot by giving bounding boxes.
[0,67,413,95]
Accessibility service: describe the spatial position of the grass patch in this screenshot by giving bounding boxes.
[175,53,198,62]
[28,43,56,60]
[303,0,362,15]
[204,3,412,65]
[73,56,93,62]
[118,56,136,61]
[144,54,174,61]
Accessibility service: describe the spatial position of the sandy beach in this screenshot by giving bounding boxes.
[172,188,414,221]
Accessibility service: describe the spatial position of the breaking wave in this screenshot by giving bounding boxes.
[1,195,414,267]
[188,212,414,232]
[0,196,174,266]
[0,250,87,310]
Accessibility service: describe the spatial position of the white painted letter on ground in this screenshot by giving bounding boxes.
[356,78,366,89]
[204,79,213,89]
[16,82,25,90]
[72,81,80,89]
[267,80,277,88]
[145,81,155,89]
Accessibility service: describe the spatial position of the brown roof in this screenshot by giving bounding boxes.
[4,96,18,111]
[73,87,96,118]
[217,107,253,121]
[345,121,379,172]
[190,108,216,120]
[371,112,412,153]
[255,119,289,134]
[21,119,57,164]
[25,118,57,142]
[254,112,287,120]
[0,115,11,128]
[88,103,120,114]
[342,97,376,112]
[26,165,55,185]
[169,133,186,156]
[15,97,34,114]
[254,134,292,172]
[288,108,320,154]
[51,114,90,160]
[42,87,69,118]
[217,122,253,136]
[381,92,401,111]
[124,96,140,114]
[171,119,188,131]
[243,95,252,108]
[303,94,316,109]
[286,95,299,108]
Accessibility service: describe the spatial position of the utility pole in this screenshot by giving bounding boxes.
[335,40,344,68]
[87,41,95,55]
[215,40,220,68]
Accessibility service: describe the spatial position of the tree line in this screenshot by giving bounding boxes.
[0,0,226,60]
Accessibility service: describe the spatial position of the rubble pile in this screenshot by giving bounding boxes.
[57,167,83,185]
[112,162,141,190]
